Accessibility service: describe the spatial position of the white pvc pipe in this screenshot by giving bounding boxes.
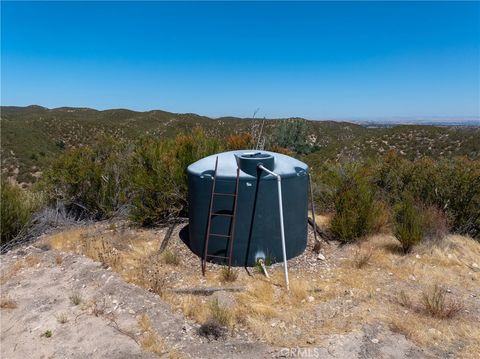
[258,164,289,291]
[258,258,270,279]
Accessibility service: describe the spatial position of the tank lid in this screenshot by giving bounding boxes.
[235,152,274,177]
[187,150,308,179]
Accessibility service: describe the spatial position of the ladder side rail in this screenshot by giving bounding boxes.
[202,156,219,275]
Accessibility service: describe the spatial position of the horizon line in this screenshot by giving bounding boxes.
[1,104,479,123]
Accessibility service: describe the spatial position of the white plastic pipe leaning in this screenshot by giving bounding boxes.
[257,164,289,291]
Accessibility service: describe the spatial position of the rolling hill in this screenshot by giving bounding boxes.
[1,106,479,184]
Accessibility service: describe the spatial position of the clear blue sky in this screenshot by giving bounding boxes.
[1,1,479,119]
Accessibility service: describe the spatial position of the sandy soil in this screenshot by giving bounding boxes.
[1,220,479,358]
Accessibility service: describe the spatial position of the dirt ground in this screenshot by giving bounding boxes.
[1,218,479,358]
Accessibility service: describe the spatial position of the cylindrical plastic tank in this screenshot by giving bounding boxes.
[186,150,309,267]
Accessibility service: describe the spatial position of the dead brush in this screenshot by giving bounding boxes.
[220,266,238,282]
[90,298,107,317]
[145,264,167,297]
[352,246,373,269]
[397,290,412,308]
[149,276,166,297]
[81,239,120,270]
[422,285,463,319]
[198,319,227,340]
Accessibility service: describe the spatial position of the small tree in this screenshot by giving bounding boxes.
[270,119,315,154]
[394,194,424,253]
[1,179,39,245]
[330,172,379,242]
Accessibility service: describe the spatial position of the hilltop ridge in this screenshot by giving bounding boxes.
[1,105,479,184]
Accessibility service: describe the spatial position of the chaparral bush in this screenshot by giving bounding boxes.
[41,129,221,226]
[393,193,424,253]
[42,136,131,219]
[311,151,479,243]
[129,128,221,226]
[1,179,41,245]
[329,167,380,242]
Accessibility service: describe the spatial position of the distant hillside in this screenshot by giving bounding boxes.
[1,105,479,184]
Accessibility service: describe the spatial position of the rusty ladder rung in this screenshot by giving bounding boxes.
[211,212,233,217]
[209,233,231,238]
[207,255,229,259]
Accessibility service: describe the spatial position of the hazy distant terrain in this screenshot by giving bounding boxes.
[1,105,479,184]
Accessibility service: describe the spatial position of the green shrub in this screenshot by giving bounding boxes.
[1,179,40,245]
[393,194,424,253]
[309,162,342,213]
[129,138,184,225]
[270,119,316,154]
[41,129,221,225]
[129,129,221,225]
[41,137,130,219]
[330,170,379,242]
[374,152,480,238]
[434,158,479,238]
[312,154,479,245]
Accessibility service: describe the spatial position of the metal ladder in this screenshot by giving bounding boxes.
[202,156,240,275]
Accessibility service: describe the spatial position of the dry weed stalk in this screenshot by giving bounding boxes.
[422,285,463,319]
[353,246,373,269]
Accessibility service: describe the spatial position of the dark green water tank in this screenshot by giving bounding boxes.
[186,150,309,267]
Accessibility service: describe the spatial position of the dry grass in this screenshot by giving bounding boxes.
[162,250,180,266]
[46,227,164,288]
[395,285,464,319]
[397,290,412,308]
[56,312,68,324]
[220,266,238,282]
[421,285,463,319]
[0,254,41,285]
[289,278,310,303]
[180,295,209,323]
[69,291,82,306]
[208,299,233,327]
[42,224,480,353]
[137,314,183,357]
[47,229,122,271]
[0,295,17,309]
[352,245,373,269]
